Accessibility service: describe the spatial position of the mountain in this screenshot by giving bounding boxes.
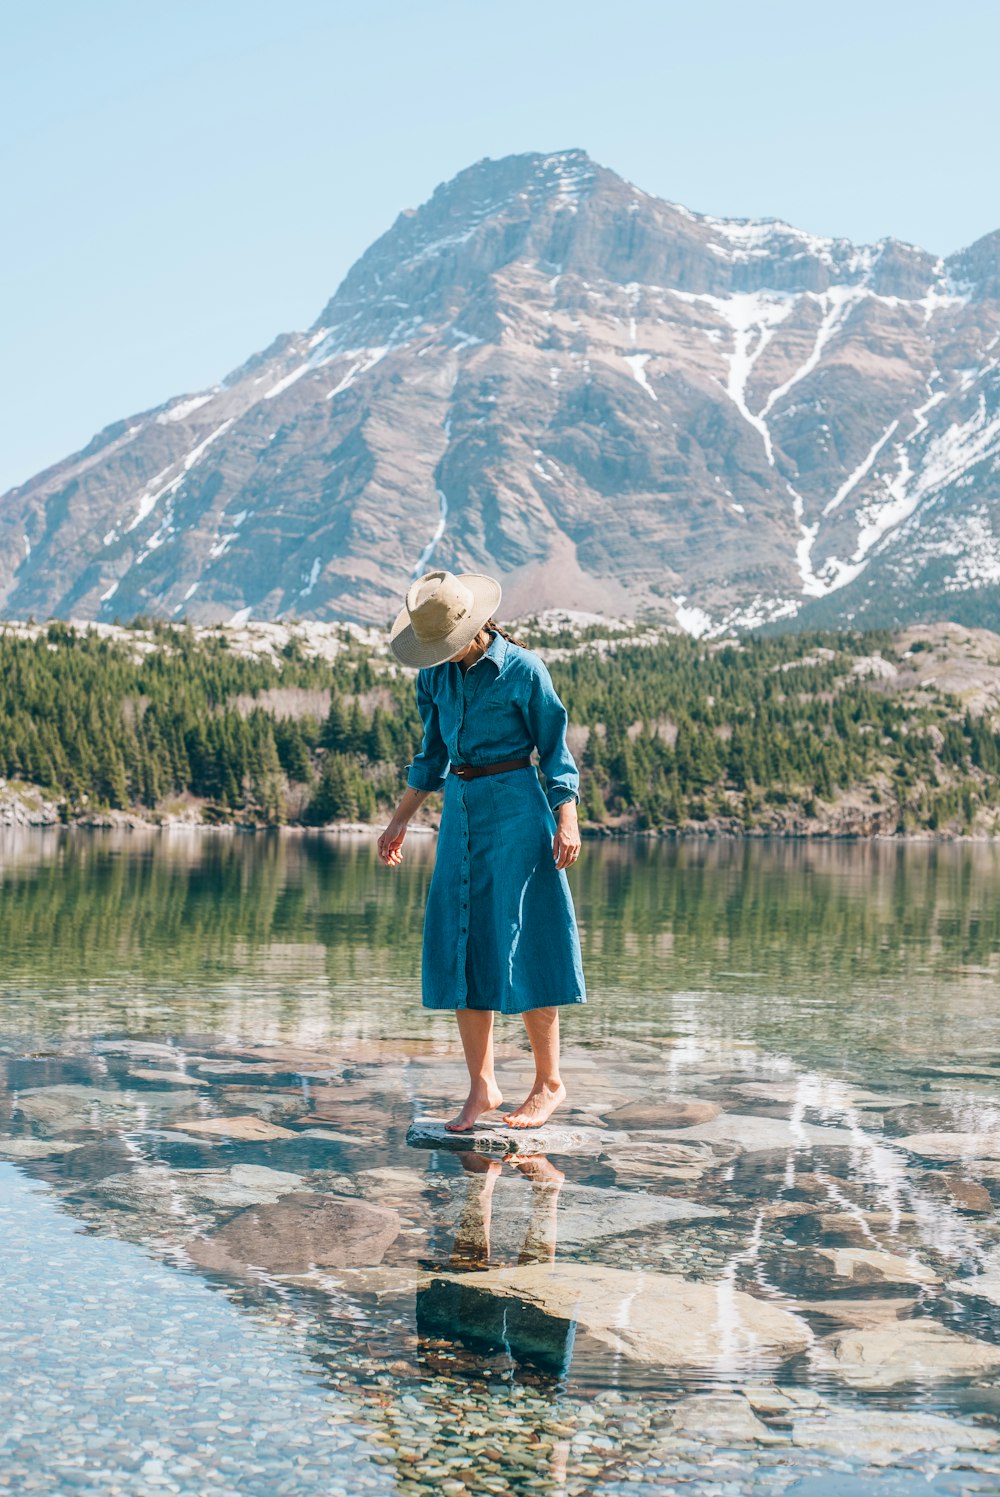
[2,150,999,634]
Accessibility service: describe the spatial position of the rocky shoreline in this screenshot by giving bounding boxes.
[1,791,997,844]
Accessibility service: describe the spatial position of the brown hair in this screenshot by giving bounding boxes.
[480,616,529,648]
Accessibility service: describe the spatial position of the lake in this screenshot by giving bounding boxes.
[2,829,1000,1494]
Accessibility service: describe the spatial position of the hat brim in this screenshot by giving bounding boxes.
[389,573,502,668]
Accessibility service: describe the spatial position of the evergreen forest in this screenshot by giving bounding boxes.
[0,619,998,837]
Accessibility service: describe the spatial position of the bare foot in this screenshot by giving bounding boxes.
[503,1080,567,1129]
[506,1154,565,1187]
[444,1083,503,1132]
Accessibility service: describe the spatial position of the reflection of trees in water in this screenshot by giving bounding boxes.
[580,838,1000,980]
[0,831,998,1067]
[0,828,432,977]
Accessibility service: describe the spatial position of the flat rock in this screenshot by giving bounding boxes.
[815,1211,920,1234]
[194,1164,304,1206]
[94,1163,305,1215]
[405,1117,629,1157]
[603,1098,721,1129]
[92,1041,183,1061]
[356,1166,430,1194]
[949,1247,1000,1306]
[657,1112,859,1154]
[736,1082,911,1110]
[207,1089,303,1118]
[189,1059,291,1076]
[187,1192,400,1275]
[13,1084,187,1130]
[793,1297,919,1329]
[896,1131,1000,1162]
[441,1174,721,1254]
[0,1137,84,1159]
[355,1163,719,1246]
[177,1115,298,1141]
[429,1262,812,1367]
[603,1141,720,1184]
[297,1127,371,1144]
[812,1247,941,1286]
[128,1068,204,1087]
[812,1319,1000,1388]
[791,1407,1000,1464]
[940,1175,994,1212]
[668,1392,786,1445]
[304,1265,428,1299]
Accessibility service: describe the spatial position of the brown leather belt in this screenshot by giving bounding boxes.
[449,756,532,780]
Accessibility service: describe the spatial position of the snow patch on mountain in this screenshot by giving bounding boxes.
[124,419,234,535]
[156,393,216,425]
[412,488,449,576]
[760,287,865,418]
[624,353,657,401]
[674,290,793,464]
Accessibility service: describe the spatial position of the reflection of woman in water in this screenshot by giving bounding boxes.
[450,1152,566,1269]
[378,569,586,1132]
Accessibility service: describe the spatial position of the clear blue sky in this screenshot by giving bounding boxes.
[2,0,997,494]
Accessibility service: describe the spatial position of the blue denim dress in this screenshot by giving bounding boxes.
[405,631,587,1015]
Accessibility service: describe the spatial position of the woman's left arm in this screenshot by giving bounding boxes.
[523,662,582,870]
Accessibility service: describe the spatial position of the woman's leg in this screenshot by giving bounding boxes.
[445,1009,504,1132]
[504,1007,567,1128]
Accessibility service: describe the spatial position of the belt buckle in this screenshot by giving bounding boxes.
[451,763,471,779]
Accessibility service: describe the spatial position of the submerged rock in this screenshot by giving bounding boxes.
[92,1041,183,1061]
[813,1318,1000,1387]
[128,1068,204,1086]
[668,1392,786,1445]
[811,1247,941,1287]
[92,1163,305,1216]
[735,1082,912,1110]
[13,1084,191,1130]
[949,1247,1000,1306]
[193,1164,305,1206]
[655,1112,860,1153]
[187,1192,401,1275]
[794,1297,919,1329]
[791,1407,1000,1464]
[603,1098,722,1129]
[896,1131,1000,1162]
[939,1174,994,1212]
[428,1262,812,1367]
[0,1137,84,1159]
[439,1173,721,1253]
[405,1117,629,1156]
[176,1115,298,1141]
[603,1140,719,1184]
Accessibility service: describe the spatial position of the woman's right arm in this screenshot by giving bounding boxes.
[377,670,448,867]
[377,786,431,865]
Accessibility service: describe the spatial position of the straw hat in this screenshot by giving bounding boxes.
[389,569,502,668]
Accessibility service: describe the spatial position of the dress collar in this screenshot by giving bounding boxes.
[453,628,508,677]
[482,628,508,672]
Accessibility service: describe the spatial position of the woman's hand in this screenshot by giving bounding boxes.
[377,788,430,866]
[552,801,581,870]
[377,817,408,867]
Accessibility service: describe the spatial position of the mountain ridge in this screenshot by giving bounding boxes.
[3,149,998,633]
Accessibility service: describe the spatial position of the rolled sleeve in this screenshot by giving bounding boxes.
[406,670,449,792]
[523,662,580,812]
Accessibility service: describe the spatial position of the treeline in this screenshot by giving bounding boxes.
[0,620,998,834]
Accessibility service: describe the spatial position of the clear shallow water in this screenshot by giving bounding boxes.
[2,829,1000,1493]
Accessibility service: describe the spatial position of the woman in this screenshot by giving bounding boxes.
[377,569,586,1133]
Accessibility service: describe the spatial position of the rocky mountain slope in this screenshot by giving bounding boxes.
[2,151,998,633]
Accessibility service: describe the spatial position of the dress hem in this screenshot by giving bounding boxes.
[422,995,587,1015]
